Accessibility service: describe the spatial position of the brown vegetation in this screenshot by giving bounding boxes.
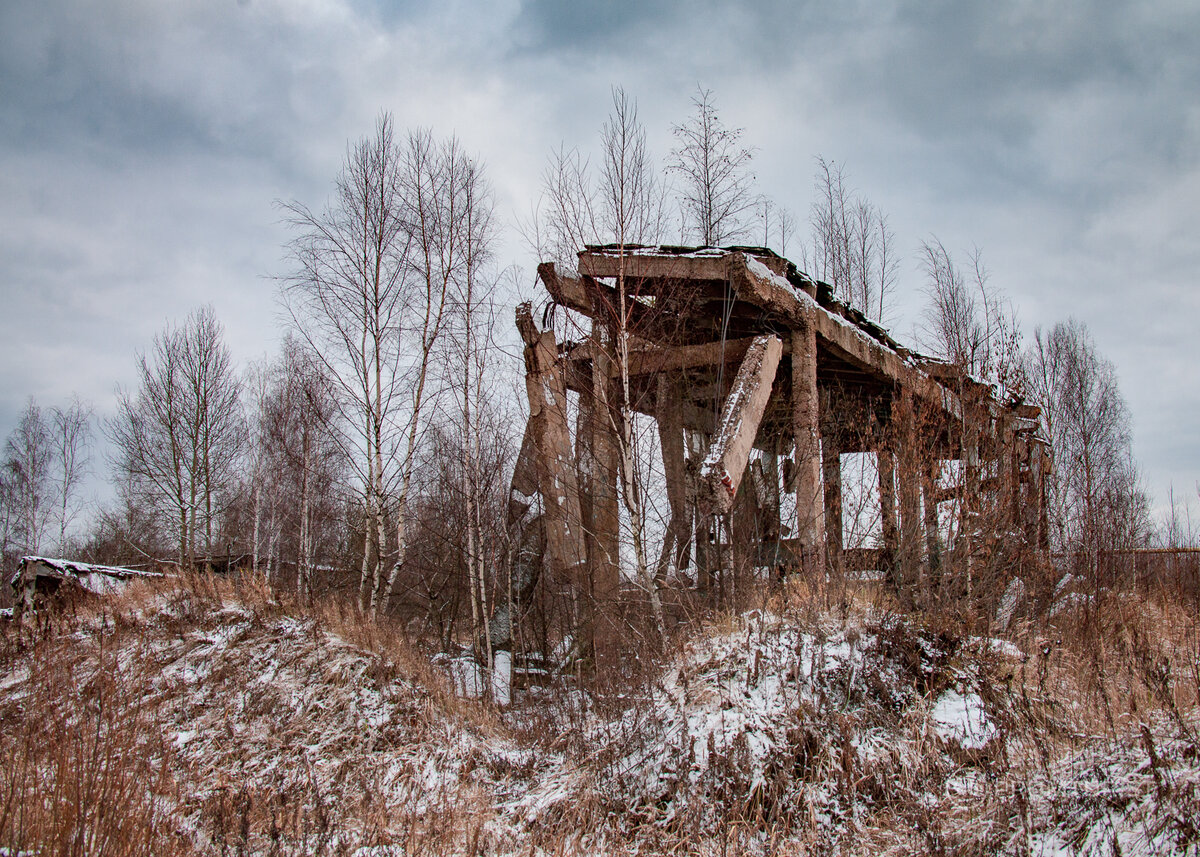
[0,571,1195,855]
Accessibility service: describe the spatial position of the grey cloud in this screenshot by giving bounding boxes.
[0,0,359,173]
[510,0,680,54]
[1,0,1197,523]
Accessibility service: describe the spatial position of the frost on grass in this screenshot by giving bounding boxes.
[511,608,1198,856]
[0,580,566,856]
[511,608,1017,852]
[1,579,1197,856]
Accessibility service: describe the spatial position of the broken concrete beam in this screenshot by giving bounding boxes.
[516,303,587,582]
[579,249,731,281]
[732,254,964,423]
[537,262,660,333]
[697,334,783,516]
[570,336,769,378]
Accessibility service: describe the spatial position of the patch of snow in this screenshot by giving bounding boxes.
[964,636,1026,662]
[492,649,512,707]
[1053,572,1078,598]
[994,576,1026,631]
[1050,591,1091,618]
[448,655,485,698]
[931,689,996,750]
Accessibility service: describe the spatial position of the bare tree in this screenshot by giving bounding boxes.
[597,88,673,629]
[442,156,502,658]
[808,158,897,322]
[242,361,274,576]
[525,88,672,633]
[281,115,496,618]
[281,113,413,614]
[3,400,54,555]
[256,336,343,597]
[1029,319,1147,571]
[668,87,756,246]
[399,403,513,653]
[108,305,245,568]
[84,471,165,566]
[919,239,1024,393]
[50,396,92,554]
[526,144,602,266]
[377,132,498,617]
[757,197,796,257]
[0,466,14,568]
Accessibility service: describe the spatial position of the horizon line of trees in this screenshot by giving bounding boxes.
[0,87,1184,641]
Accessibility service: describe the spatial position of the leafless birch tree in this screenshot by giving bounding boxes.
[808,158,898,323]
[256,336,342,597]
[919,239,1024,393]
[600,89,671,629]
[442,156,500,657]
[109,305,245,567]
[1030,320,1146,570]
[50,396,92,554]
[758,197,796,257]
[378,132,497,616]
[668,87,756,246]
[526,87,672,633]
[282,115,496,619]
[3,400,54,555]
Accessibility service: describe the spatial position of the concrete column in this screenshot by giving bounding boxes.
[878,447,899,585]
[791,319,825,580]
[895,392,922,603]
[922,461,942,604]
[822,432,843,577]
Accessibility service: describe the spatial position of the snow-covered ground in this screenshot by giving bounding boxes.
[0,579,1196,855]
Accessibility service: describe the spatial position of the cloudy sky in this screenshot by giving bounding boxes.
[2,0,1198,527]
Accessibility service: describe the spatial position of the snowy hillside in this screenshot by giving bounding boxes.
[0,575,1195,855]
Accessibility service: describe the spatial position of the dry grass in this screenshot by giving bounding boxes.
[0,570,1195,855]
[0,572,512,856]
[0,593,185,856]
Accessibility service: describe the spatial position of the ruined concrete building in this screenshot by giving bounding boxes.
[492,245,1049,674]
[9,556,163,617]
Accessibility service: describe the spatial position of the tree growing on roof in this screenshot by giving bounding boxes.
[757,197,797,259]
[919,239,1024,393]
[806,158,899,324]
[668,87,756,247]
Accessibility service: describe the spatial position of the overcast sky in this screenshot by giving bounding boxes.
[2,0,1198,528]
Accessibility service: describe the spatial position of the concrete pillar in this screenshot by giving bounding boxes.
[822,432,843,577]
[791,319,825,580]
[922,461,942,604]
[895,392,922,603]
[878,447,899,584]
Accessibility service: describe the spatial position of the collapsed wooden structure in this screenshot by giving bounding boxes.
[492,245,1050,664]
